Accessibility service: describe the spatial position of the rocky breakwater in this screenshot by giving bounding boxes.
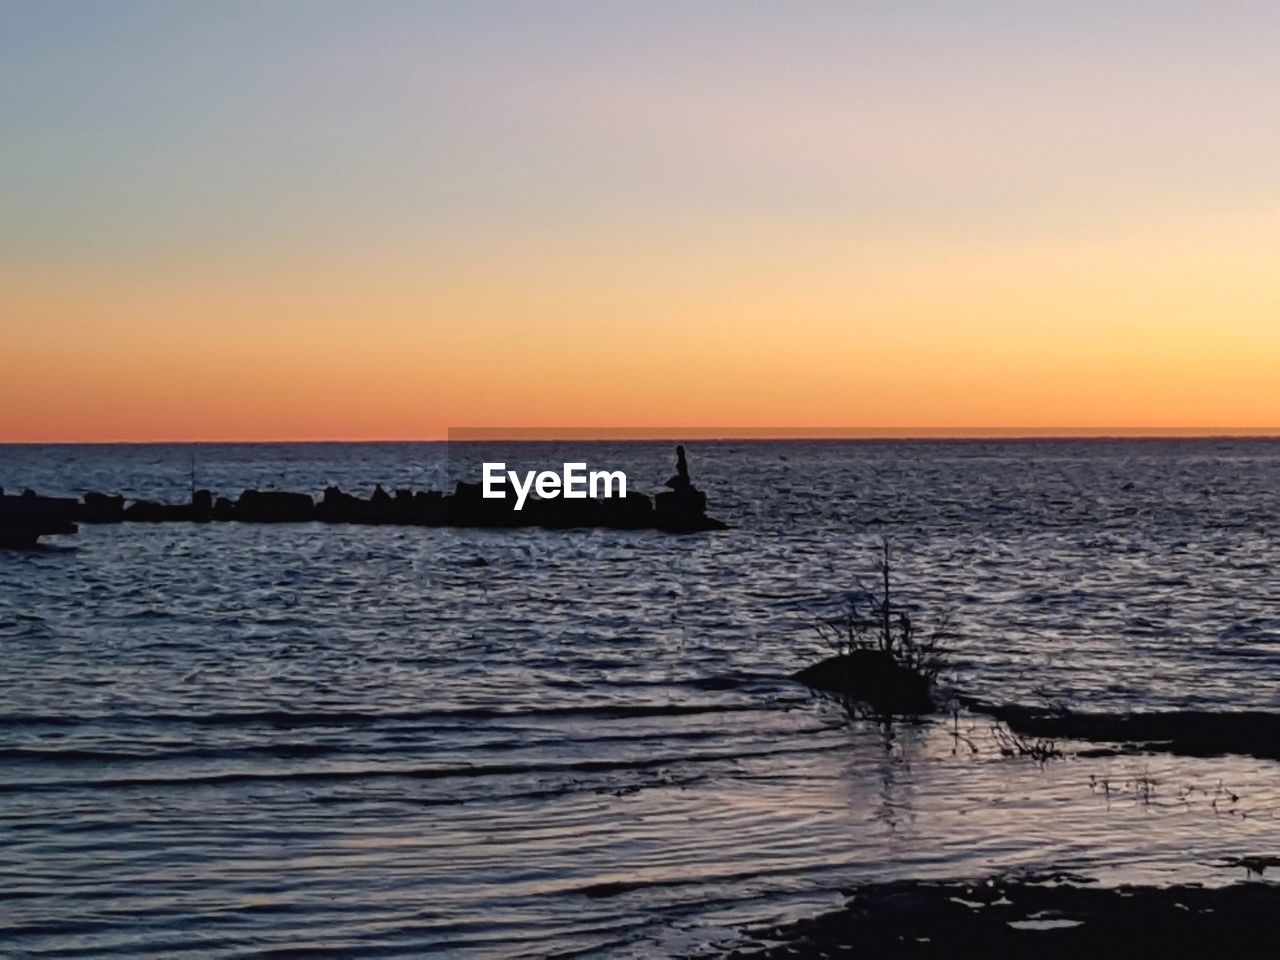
[0,489,80,548]
[59,446,728,534]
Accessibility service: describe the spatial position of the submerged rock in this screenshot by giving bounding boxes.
[793,649,935,715]
[962,699,1280,762]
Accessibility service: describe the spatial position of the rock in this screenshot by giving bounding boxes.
[234,490,315,523]
[316,486,365,522]
[793,649,935,715]
[452,480,483,500]
[446,480,510,527]
[960,700,1280,762]
[123,500,194,522]
[191,489,213,518]
[412,490,447,524]
[0,491,79,547]
[528,495,599,528]
[81,492,125,523]
[602,491,655,529]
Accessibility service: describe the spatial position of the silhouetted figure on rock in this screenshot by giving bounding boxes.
[665,445,692,490]
[655,444,719,531]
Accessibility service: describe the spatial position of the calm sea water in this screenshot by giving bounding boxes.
[2,440,1278,957]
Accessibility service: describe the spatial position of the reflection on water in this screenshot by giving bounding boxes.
[0,440,1277,956]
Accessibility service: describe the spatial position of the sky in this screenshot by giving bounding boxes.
[2,1,1278,441]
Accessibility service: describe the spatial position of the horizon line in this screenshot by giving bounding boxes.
[4,427,1279,444]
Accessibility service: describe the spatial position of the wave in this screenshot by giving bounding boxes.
[0,740,846,794]
[0,721,836,767]
[0,701,759,731]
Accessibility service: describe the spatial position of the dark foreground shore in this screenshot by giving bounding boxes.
[701,878,1280,958]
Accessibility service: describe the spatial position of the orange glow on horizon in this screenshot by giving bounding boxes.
[4,209,1278,443]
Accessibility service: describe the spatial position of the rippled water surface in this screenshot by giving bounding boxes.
[2,440,1278,956]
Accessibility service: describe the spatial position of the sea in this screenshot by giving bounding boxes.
[1,439,1277,957]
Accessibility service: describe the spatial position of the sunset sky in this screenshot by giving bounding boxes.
[3,1,1278,441]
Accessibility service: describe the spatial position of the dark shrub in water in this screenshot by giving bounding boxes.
[793,540,949,717]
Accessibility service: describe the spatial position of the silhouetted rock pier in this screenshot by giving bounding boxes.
[6,447,727,540]
[0,490,79,548]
